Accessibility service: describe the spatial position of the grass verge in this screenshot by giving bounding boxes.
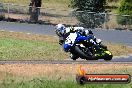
[0,64,132,88]
[0,31,131,60]
[0,31,68,60]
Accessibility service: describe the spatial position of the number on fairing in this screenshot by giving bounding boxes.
[65,33,77,44]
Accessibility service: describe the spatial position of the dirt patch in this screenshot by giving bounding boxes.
[39,16,78,25]
[5,13,78,26]
[106,42,132,56]
[0,64,132,80]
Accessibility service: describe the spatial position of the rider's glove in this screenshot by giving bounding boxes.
[88,30,93,34]
[59,40,64,45]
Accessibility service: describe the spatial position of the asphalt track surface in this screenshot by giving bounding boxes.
[0,21,132,63]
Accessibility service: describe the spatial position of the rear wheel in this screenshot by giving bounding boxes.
[74,46,92,60]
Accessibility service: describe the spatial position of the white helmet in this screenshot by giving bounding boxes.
[55,24,66,36]
[56,24,65,31]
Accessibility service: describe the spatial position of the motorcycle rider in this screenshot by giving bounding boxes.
[55,24,96,45]
[55,24,101,60]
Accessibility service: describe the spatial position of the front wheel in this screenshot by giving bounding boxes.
[104,55,113,61]
[103,51,113,61]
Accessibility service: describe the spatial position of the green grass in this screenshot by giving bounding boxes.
[0,30,69,60]
[0,78,131,88]
[0,38,68,60]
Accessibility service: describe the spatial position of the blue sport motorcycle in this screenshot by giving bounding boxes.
[64,32,113,61]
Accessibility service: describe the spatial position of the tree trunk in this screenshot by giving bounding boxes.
[29,0,42,23]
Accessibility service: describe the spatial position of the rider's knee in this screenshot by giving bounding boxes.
[63,44,71,52]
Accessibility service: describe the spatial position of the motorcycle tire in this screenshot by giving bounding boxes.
[74,46,92,60]
[104,54,113,61]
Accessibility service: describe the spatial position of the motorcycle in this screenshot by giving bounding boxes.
[66,32,113,61]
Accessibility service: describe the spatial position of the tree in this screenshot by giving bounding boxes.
[71,0,106,28]
[71,0,106,12]
[29,0,42,23]
[117,0,132,26]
